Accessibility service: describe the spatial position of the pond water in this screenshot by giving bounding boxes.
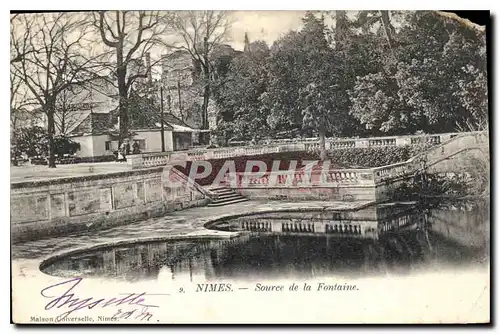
[41,203,489,283]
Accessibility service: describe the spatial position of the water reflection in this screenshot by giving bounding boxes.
[41,204,487,282]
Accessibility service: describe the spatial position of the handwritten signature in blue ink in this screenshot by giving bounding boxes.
[40,277,161,321]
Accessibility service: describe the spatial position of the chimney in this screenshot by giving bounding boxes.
[146,52,152,85]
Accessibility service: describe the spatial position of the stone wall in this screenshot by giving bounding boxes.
[428,204,490,249]
[236,186,378,202]
[11,167,210,243]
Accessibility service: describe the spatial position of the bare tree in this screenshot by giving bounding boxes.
[11,13,106,167]
[168,11,232,138]
[10,70,36,130]
[93,11,171,145]
[10,13,37,130]
[53,86,92,135]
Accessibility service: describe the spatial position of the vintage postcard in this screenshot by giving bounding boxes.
[10,10,490,324]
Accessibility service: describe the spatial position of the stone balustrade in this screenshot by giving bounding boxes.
[325,223,363,235]
[133,132,471,169]
[326,132,459,149]
[227,168,377,189]
[330,140,357,149]
[132,131,484,203]
[282,222,316,233]
[369,138,397,147]
[270,132,462,150]
[372,161,413,183]
[136,143,306,169]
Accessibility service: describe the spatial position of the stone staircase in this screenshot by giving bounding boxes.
[207,187,249,207]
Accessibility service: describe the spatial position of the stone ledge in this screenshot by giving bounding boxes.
[11,167,164,189]
[11,198,210,244]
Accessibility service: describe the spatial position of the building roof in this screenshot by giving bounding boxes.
[64,101,118,135]
[170,123,197,132]
[68,105,196,136]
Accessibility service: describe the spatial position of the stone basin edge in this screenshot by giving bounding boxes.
[38,200,376,273]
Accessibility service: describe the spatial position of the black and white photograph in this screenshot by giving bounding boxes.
[9,9,490,324]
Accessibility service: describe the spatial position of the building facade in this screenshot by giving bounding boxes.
[68,111,197,159]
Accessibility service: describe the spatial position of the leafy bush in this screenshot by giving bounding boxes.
[11,126,81,165]
[308,145,434,168]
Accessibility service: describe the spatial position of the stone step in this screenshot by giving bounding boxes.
[216,193,243,200]
[208,197,249,207]
[208,186,231,192]
[211,195,246,204]
[213,189,235,195]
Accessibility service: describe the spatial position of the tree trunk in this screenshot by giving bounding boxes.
[118,80,129,145]
[177,80,184,121]
[201,36,211,145]
[200,65,211,145]
[47,108,56,168]
[11,118,18,166]
[117,50,128,145]
[201,63,211,127]
[319,128,327,161]
[379,11,396,50]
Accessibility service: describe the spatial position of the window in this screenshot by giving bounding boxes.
[105,141,111,151]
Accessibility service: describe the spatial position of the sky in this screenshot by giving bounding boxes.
[229,11,308,50]
[228,11,356,50]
